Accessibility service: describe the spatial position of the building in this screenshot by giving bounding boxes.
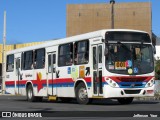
[67,2,156,44]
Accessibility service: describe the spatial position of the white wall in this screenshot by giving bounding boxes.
[155,37,160,60]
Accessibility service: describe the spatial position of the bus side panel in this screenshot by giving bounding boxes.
[56,64,93,98]
[5,74,16,95]
[32,69,47,97]
[56,66,75,97]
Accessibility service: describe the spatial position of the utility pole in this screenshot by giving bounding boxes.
[110,0,115,29]
[2,11,6,94]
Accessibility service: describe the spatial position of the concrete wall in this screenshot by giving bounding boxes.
[67,2,151,37]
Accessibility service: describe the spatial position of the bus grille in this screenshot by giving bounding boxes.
[124,90,141,94]
[120,83,144,87]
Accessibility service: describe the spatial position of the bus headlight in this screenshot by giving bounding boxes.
[105,78,119,88]
[145,78,155,88]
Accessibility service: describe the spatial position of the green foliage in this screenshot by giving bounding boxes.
[155,60,160,80]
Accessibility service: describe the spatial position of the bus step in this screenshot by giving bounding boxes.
[48,96,57,101]
[92,96,103,99]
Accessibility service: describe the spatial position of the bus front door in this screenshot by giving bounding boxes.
[15,57,21,94]
[47,52,56,96]
[92,44,103,96]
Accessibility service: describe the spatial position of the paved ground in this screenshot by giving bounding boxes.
[0,95,159,120]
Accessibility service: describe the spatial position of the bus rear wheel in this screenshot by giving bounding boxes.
[27,85,42,102]
[117,97,134,104]
[75,83,91,104]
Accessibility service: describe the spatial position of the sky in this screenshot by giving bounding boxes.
[0,0,159,44]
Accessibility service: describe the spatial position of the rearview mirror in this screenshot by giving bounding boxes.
[104,47,109,57]
[153,46,156,54]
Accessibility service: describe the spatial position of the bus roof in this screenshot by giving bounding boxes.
[7,29,148,55]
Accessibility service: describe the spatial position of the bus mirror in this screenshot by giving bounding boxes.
[104,47,109,56]
[154,49,156,54]
[153,46,156,54]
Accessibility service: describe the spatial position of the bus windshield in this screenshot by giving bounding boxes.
[105,43,154,75]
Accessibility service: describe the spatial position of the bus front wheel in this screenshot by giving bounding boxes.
[75,83,91,104]
[117,97,134,104]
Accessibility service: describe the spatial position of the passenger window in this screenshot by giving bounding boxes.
[23,51,33,70]
[6,54,14,72]
[74,40,89,64]
[34,48,45,69]
[58,43,73,66]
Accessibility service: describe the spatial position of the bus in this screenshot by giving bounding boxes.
[5,29,155,104]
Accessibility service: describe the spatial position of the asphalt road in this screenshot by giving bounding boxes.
[0,95,159,120]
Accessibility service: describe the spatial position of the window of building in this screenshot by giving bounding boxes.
[23,51,33,70]
[6,54,14,72]
[34,48,45,69]
[58,43,73,66]
[74,40,89,64]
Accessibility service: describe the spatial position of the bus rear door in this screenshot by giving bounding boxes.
[47,52,57,96]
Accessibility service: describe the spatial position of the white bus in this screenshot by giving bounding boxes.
[5,29,155,104]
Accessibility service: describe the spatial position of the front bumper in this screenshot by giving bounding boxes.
[103,84,154,98]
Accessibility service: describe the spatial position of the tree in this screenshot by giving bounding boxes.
[155,60,160,80]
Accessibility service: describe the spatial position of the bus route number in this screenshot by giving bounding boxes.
[115,62,126,70]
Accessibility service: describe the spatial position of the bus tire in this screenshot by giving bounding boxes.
[75,82,90,104]
[117,97,133,104]
[27,85,36,102]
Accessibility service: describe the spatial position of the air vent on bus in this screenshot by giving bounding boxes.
[124,90,141,94]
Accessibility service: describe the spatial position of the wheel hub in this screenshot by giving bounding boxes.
[79,88,87,100]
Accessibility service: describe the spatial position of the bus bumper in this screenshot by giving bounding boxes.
[103,85,155,98]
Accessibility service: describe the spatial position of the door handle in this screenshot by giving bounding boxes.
[53,68,56,73]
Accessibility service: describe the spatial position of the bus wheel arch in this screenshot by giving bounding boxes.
[74,80,91,104]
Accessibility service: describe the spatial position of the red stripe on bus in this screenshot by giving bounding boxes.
[6,77,92,86]
[5,81,15,85]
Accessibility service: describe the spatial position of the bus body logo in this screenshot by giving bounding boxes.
[37,72,43,92]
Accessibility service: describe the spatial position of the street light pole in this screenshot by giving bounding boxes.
[110,0,115,29]
[2,11,6,94]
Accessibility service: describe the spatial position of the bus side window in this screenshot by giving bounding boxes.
[6,54,14,72]
[74,40,89,65]
[58,43,73,66]
[23,51,33,70]
[34,48,45,69]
